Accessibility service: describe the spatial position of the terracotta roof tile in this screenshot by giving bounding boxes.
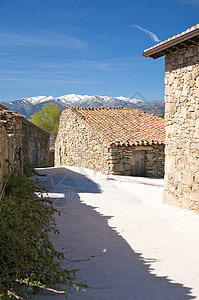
[0,106,50,136]
[144,24,199,52]
[143,23,199,58]
[0,107,25,120]
[66,107,165,146]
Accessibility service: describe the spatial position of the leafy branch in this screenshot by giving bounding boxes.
[0,170,87,299]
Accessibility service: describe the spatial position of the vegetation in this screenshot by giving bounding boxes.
[159,113,165,119]
[23,159,39,177]
[0,170,85,299]
[30,103,62,135]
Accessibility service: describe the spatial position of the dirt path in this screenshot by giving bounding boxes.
[35,166,199,300]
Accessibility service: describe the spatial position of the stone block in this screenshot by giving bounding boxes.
[189,79,196,87]
[124,164,131,171]
[196,76,199,88]
[192,55,198,63]
[112,162,125,172]
[178,55,184,64]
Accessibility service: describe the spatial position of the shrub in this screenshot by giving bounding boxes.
[23,160,38,177]
[0,172,83,299]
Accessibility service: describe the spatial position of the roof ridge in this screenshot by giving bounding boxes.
[0,107,25,119]
[23,119,50,136]
[67,105,161,117]
[72,106,126,110]
[0,106,50,135]
[65,106,165,146]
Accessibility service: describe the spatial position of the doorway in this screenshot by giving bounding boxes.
[32,147,39,167]
[130,151,145,176]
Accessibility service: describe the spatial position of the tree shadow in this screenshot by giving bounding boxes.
[36,167,101,193]
[35,167,195,300]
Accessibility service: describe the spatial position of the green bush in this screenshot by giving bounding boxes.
[23,160,46,178]
[0,172,82,299]
[23,160,38,177]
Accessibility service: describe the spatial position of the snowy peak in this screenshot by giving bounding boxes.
[19,96,54,105]
[0,93,164,119]
[16,94,142,106]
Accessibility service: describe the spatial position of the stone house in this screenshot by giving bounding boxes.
[55,106,165,177]
[22,118,50,167]
[143,24,199,211]
[0,120,10,187]
[0,104,24,181]
[0,104,50,186]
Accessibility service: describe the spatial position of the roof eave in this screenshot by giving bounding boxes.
[23,119,50,136]
[142,28,199,59]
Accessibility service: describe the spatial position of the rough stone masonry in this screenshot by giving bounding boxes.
[55,107,165,177]
[0,105,50,188]
[164,44,199,211]
[143,24,199,212]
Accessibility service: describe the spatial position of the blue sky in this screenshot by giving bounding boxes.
[0,0,198,102]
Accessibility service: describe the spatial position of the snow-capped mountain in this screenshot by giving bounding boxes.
[20,95,55,105]
[0,94,164,119]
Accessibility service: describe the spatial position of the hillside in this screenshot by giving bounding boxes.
[0,94,165,119]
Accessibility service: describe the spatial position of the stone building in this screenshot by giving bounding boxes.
[22,118,50,167]
[0,105,24,182]
[55,107,165,177]
[0,104,50,186]
[143,24,199,211]
[0,121,10,186]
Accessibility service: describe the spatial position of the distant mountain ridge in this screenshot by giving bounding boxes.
[0,94,165,119]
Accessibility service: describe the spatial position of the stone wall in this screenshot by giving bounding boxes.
[144,144,165,177]
[49,148,55,167]
[0,113,23,187]
[22,120,50,167]
[0,126,9,187]
[55,110,165,177]
[0,107,50,189]
[8,116,23,173]
[107,144,165,177]
[55,110,110,173]
[164,43,199,211]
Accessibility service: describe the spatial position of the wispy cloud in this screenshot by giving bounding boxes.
[133,25,160,42]
[0,31,84,48]
[0,77,100,85]
[0,55,140,73]
[0,56,142,87]
[181,0,199,3]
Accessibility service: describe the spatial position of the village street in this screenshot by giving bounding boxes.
[35,167,199,300]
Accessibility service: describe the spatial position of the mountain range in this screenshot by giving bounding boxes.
[0,94,165,119]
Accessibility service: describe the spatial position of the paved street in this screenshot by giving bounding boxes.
[35,166,199,300]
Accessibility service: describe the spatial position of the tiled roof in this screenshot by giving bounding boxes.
[0,105,50,135]
[143,24,199,58]
[66,107,165,146]
[0,104,25,123]
[0,103,13,110]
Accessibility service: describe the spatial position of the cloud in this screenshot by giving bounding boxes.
[181,0,199,3]
[0,77,100,85]
[0,56,141,87]
[0,31,84,48]
[0,57,138,79]
[133,25,160,42]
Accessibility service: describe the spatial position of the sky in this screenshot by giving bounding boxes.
[0,0,198,102]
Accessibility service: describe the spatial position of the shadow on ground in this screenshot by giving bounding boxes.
[37,167,101,194]
[35,167,195,300]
